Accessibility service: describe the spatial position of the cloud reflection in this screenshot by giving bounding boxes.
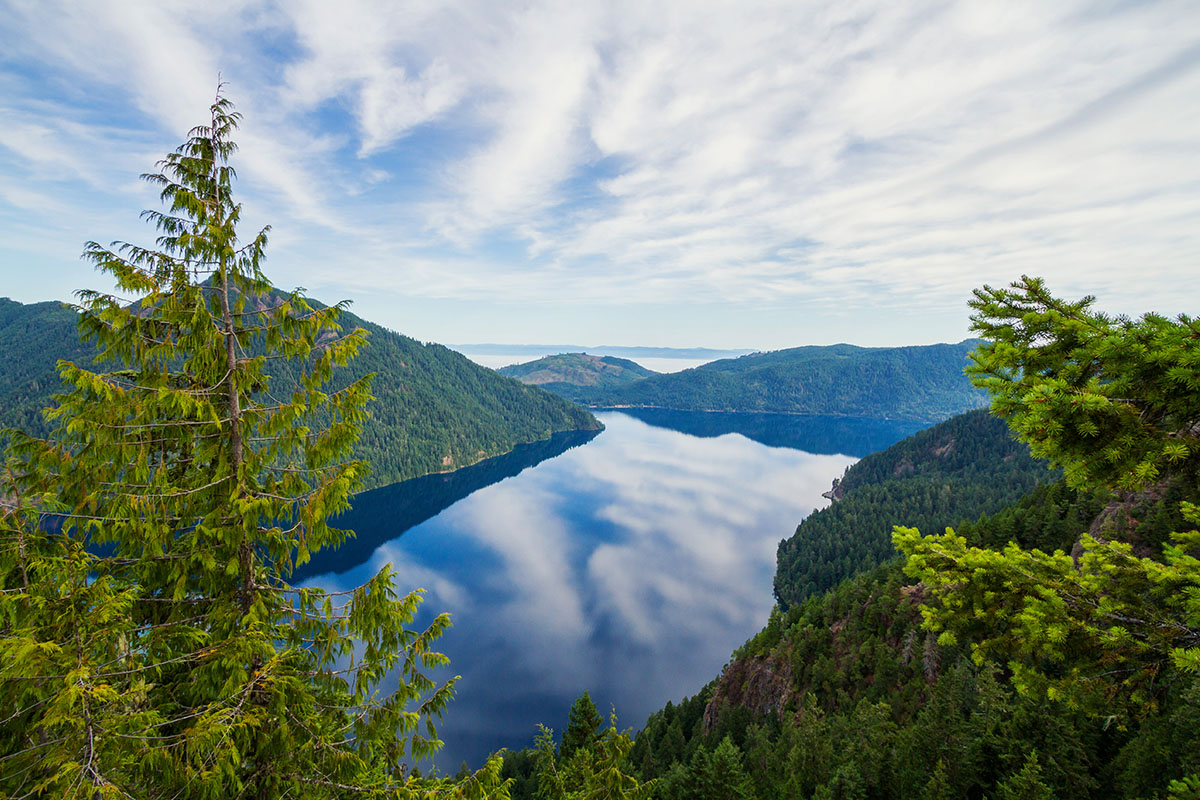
[306,411,855,768]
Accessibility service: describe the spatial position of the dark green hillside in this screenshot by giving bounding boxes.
[566,340,988,422]
[498,352,657,403]
[0,298,93,438]
[773,409,1053,609]
[611,461,1198,800]
[0,296,599,489]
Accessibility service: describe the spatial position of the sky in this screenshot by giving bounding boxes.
[1,0,1198,351]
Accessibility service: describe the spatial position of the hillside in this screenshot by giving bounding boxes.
[614,419,1197,800]
[552,340,989,423]
[773,409,1054,608]
[498,352,657,403]
[0,295,600,489]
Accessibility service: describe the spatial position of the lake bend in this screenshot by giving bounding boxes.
[300,410,924,768]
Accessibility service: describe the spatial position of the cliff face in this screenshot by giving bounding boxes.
[702,574,931,733]
[703,653,796,729]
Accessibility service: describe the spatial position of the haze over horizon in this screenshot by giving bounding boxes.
[2,1,1198,351]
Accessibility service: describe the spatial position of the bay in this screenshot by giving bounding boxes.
[301,410,922,768]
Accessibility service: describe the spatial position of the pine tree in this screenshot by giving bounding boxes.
[534,715,653,800]
[0,86,506,799]
[560,691,603,761]
[896,278,1200,717]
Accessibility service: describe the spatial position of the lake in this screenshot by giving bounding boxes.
[300,410,924,769]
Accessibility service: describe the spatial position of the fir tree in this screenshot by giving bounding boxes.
[561,691,604,761]
[966,274,1200,492]
[996,752,1057,800]
[0,85,506,799]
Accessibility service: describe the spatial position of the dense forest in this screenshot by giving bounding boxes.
[0,297,96,437]
[773,409,1054,608]
[0,294,600,489]
[519,341,989,423]
[498,352,658,403]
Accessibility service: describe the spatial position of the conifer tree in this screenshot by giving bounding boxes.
[0,85,506,799]
[966,275,1200,492]
[534,714,652,800]
[896,278,1200,724]
[560,691,603,761]
[996,752,1057,800]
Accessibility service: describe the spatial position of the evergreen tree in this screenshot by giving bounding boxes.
[966,275,1200,491]
[535,716,653,800]
[0,86,505,798]
[996,752,1057,800]
[897,279,1200,740]
[561,691,604,761]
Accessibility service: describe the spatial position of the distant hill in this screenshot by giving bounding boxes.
[0,296,600,490]
[542,340,989,423]
[452,343,753,360]
[0,298,95,439]
[498,353,658,403]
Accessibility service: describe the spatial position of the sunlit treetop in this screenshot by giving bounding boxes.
[967,275,1200,492]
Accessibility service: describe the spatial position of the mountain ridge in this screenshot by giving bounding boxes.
[0,294,601,490]
[502,339,988,423]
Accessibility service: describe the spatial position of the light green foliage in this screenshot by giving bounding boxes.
[0,88,507,799]
[898,277,1200,714]
[1170,775,1200,800]
[893,276,1200,789]
[895,513,1200,712]
[534,715,654,800]
[967,275,1200,492]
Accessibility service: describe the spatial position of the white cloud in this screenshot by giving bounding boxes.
[2,0,1198,340]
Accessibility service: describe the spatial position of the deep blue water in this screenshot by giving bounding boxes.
[300,410,923,769]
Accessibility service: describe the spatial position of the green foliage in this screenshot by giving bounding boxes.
[654,736,757,800]
[774,410,1053,609]
[534,715,653,800]
[0,88,506,799]
[560,691,603,761]
[0,296,600,492]
[996,752,1057,800]
[0,298,94,441]
[556,340,988,423]
[634,352,1200,800]
[967,275,1200,492]
[895,509,1200,715]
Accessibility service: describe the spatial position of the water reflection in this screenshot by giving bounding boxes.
[608,408,925,456]
[294,428,600,581]
[302,412,887,768]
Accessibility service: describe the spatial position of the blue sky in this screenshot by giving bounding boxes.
[1,0,1198,350]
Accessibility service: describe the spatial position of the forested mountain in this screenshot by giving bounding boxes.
[0,298,95,438]
[0,295,600,489]
[774,409,1054,609]
[498,352,657,403]
[547,340,988,423]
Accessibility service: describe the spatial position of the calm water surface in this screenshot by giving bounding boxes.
[301,411,921,768]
